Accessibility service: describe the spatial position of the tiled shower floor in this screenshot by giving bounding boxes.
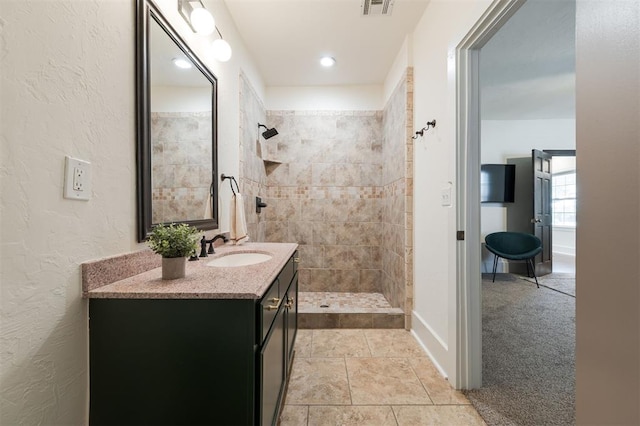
[298,292,405,329]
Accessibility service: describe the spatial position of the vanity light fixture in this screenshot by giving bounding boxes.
[178,0,215,35]
[178,0,233,61]
[320,56,336,67]
[172,58,192,69]
[211,30,232,62]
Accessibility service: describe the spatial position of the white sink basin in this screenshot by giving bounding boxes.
[206,252,272,267]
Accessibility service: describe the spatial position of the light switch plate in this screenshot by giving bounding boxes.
[441,187,452,206]
[64,156,91,201]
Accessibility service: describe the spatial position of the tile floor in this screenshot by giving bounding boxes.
[279,329,486,426]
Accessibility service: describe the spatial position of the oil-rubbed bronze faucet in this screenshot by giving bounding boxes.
[199,234,229,257]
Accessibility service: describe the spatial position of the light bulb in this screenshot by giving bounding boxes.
[320,56,336,67]
[212,39,232,62]
[190,7,215,35]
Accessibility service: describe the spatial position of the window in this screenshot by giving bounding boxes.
[552,171,576,227]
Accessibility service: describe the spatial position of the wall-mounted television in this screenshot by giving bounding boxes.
[481,164,516,203]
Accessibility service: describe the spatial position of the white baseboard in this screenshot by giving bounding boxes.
[482,258,508,274]
[411,310,449,379]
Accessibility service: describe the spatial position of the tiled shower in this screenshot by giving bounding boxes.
[239,71,413,329]
[151,111,213,224]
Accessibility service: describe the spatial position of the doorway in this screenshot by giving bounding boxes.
[455,0,576,390]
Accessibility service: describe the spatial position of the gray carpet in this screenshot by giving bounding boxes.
[464,274,575,425]
[522,273,576,297]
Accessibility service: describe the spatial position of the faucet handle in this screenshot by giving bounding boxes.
[199,235,208,258]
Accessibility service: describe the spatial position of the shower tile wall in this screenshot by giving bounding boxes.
[151,112,212,224]
[238,73,267,242]
[381,69,414,327]
[238,70,413,328]
[263,111,384,294]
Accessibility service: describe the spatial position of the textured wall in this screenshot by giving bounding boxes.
[0,0,265,423]
[151,112,213,223]
[263,111,384,293]
[0,1,136,423]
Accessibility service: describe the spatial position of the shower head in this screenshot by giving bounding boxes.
[258,123,279,139]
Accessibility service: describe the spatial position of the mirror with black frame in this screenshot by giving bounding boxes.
[137,0,218,242]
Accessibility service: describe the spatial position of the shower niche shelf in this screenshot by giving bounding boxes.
[257,139,283,167]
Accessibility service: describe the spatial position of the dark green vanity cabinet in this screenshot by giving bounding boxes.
[89,252,298,426]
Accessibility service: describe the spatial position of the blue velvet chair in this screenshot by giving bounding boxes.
[485,232,543,287]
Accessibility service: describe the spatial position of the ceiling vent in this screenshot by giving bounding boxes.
[361,0,394,16]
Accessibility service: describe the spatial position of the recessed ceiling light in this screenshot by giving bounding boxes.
[172,58,192,69]
[320,56,336,67]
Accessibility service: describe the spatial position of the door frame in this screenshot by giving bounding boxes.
[454,0,525,389]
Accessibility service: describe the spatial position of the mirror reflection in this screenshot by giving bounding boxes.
[149,18,213,224]
[137,0,218,242]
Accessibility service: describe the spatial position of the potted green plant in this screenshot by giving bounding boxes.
[148,223,199,280]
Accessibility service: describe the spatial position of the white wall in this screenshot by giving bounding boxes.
[0,0,263,423]
[151,86,212,112]
[410,0,493,382]
[480,118,575,238]
[265,85,383,111]
[384,35,412,105]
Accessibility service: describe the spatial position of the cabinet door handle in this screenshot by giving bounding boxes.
[284,302,293,309]
[266,305,279,311]
[269,297,280,303]
[293,257,300,263]
[287,297,294,304]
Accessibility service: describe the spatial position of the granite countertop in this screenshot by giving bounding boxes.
[86,242,298,300]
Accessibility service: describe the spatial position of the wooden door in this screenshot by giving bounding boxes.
[532,149,552,275]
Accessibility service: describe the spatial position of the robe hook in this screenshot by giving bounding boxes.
[412,119,437,139]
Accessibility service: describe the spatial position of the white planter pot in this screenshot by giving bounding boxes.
[162,257,186,280]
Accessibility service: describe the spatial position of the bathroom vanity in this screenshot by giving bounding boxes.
[85,243,298,426]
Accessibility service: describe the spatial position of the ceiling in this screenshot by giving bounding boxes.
[219,0,575,120]
[480,0,576,120]
[151,16,212,87]
[223,0,430,87]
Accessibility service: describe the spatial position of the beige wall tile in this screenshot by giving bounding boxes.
[372,313,405,329]
[264,96,412,317]
[297,245,324,269]
[299,313,340,329]
[338,314,374,329]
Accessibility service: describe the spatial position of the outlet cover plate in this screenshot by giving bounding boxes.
[64,156,91,201]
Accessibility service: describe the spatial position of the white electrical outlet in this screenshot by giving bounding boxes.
[64,156,92,201]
